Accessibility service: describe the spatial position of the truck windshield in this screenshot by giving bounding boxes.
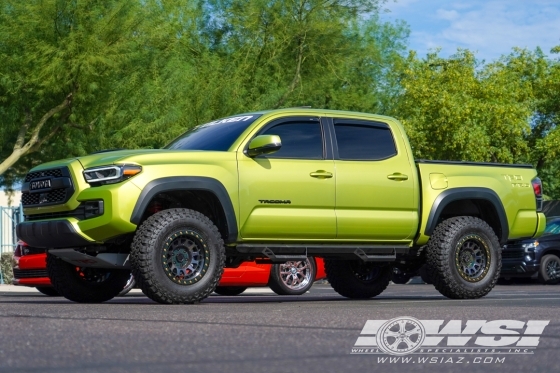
[164,114,262,151]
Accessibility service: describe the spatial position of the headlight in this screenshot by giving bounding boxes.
[521,241,539,250]
[83,164,142,185]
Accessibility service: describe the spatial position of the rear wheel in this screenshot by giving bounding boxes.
[538,254,560,284]
[268,258,316,295]
[325,260,391,299]
[46,253,131,303]
[130,208,225,304]
[214,286,247,296]
[35,287,60,296]
[426,216,501,299]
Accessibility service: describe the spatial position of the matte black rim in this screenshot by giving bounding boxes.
[162,230,210,285]
[546,258,560,280]
[454,234,491,282]
[351,262,382,283]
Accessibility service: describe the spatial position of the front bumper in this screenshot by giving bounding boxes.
[16,220,93,248]
[500,250,539,277]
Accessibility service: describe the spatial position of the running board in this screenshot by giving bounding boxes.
[236,243,408,262]
[49,249,130,269]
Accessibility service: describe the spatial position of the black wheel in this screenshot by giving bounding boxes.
[538,254,560,284]
[118,274,136,296]
[46,253,131,303]
[418,264,433,285]
[325,260,391,299]
[214,286,247,296]
[35,287,60,296]
[130,208,225,304]
[426,216,501,299]
[391,268,412,284]
[268,258,316,295]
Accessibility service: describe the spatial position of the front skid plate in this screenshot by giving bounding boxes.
[49,249,130,269]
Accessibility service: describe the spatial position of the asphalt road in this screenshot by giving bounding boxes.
[1,282,559,373]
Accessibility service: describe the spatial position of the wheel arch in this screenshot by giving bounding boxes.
[130,177,238,243]
[425,188,509,245]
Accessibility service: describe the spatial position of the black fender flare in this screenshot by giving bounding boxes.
[130,176,238,243]
[424,187,509,244]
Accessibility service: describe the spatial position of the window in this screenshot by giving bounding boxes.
[334,120,397,160]
[544,221,560,235]
[165,114,262,151]
[260,120,323,159]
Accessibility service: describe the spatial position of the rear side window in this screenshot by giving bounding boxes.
[334,119,397,160]
[260,119,323,159]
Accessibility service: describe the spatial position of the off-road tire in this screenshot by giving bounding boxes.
[35,286,60,296]
[214,286,247,296]
[418,264,434,285]
[426,216,501,299]
[46,253,131,303]
[538,254,560,284]
[130,208,225,304]
[325,260,391,299]
[268,258,317,295]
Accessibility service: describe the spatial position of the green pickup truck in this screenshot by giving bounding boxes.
[16,108,546,304]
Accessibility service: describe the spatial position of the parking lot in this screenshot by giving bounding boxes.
[1,282,559,373]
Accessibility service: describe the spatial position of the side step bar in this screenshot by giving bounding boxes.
[236,243,409,263]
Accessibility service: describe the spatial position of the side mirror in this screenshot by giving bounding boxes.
[246,135,282,157]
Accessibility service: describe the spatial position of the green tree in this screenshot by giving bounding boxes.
[0,0,157,185]
[391,49,532,164]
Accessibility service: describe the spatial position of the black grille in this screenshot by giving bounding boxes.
[25,169,63,182]
[13,268,49,279]
[22,188,68,205]
[502,250,526,259]
[25,201,104,221]
[21,167,74,207]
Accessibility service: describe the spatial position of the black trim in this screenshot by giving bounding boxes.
[329,118,398,161]
[424,187,509,243]
[245,116,329,160]
[130,177,238,243]
[236,243,409,256]
[416,160,534,168]
[16,220,93,248]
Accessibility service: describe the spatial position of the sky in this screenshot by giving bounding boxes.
[382,0,560,62]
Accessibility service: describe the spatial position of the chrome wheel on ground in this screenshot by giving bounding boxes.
[269,258,316,295]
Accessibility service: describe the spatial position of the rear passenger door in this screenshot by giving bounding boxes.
[331,118,417,242]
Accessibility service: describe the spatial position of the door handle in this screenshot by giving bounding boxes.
[310,170,333,179]
[387,173,408,181]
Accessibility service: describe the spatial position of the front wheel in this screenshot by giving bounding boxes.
[268,258,317,295]
[426,216,501,299]
[538,254,560,284]
[325,260,391,299]
[130,208,226,304]
[46,253,131,303]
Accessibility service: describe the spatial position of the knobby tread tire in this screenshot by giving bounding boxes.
[268,258,317,296]
[426,216,501,299]
[130,208,225,304]
[46,253,131,303]
[325,260,391,299]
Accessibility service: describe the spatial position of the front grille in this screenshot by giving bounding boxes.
[13,268,49,279]
[502,250,526,259]
[25,169,63,182]
[21,167,74,207]
[25,201,104,221]
[22,188,68,205]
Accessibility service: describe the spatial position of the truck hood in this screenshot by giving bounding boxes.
[29,149,232,172]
